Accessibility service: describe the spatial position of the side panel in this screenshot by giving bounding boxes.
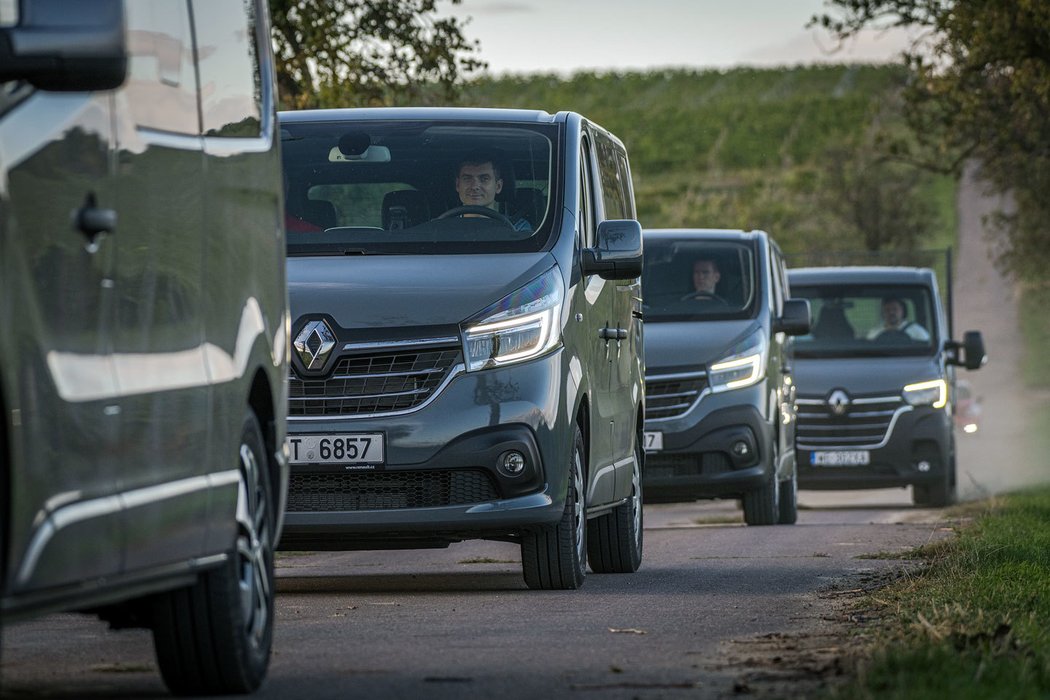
[193,0,285,553]
[0,88,122,593]
[112,0,211,571]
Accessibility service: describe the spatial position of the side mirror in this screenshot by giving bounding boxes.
[0,0,127,91]
[581,219,643,281]
[946,330,986,370]
[775,298,811,336]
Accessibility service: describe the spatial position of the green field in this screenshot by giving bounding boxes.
[458,65,954,254]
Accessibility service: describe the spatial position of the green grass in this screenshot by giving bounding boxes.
[833,489,1050,699]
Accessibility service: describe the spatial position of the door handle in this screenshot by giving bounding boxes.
[599,327,627,340]
[74,193,117,239]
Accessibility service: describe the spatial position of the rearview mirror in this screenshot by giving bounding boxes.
[581,219,643,281]
[0,0,127,92]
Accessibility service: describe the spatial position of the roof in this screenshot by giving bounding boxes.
[643,228,769,244]
[787,266,937,285]
[279,107,560,125]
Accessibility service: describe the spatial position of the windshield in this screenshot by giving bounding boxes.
[792,283,938,357]
[642,238,758,321]
[281,120,559,255]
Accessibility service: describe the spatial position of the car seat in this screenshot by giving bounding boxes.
[512,187,545,228]
[302,199,337,229]
[812,306,856,340]
[382,190,430,230]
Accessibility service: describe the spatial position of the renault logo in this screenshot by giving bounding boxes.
[827,389,851,416]
[294,320,336,371]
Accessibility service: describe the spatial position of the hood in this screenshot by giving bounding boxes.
[644,319,759,372]
[793,355,942,397]
[288,252,554,329]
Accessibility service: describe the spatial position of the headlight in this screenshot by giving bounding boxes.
[709,330,767,392]
[903,379,947,408]
[462,266,563,372]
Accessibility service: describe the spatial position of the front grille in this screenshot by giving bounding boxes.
[645,372,709,420]
[645,452,731,479]
[290,346,462,417]
[287,469,500,512]
[795,394,905,449]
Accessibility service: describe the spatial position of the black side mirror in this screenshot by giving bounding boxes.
[0,0,127,92]
[775,298,811,336]
[946,330,987,370]
[581,219,643,281]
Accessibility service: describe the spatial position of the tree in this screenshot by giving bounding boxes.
[269,0,485,110]
[815,1,1050,278]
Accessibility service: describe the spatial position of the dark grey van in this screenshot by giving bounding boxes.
[279,107,645,590]
[641,230,810,524]
[788,266,985,506]
[1,1,288,694]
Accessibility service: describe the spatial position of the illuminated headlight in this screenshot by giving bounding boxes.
[462,266,563,372]
[709,330,767,393]
[903,379,947,408]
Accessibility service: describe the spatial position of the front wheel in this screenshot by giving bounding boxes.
[777,468,798,525]
[588,439,643,573]
[742,442,779,526]
[521,425,587,589]
[151,410,275,695]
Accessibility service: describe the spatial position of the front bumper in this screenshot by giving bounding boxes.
[642,383,775,502]
[280,351,570,549]
[797,406,952,490]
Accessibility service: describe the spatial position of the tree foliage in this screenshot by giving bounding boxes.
[269,0,484,109]
[815,0,1050,278]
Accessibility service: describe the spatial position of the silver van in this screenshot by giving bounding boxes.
[279,108,644,590]
[0,1,288,694]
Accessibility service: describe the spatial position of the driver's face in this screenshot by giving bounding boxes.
[882,300,905,326]
[456,162,502,209]
[692,260,720,293]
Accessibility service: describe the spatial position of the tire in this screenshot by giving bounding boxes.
[521,425,587,590]
[151,411,275,695]
[913,470,955,508]
[742,442,779,526]
[777,467,798,525]
[588,438,643,574]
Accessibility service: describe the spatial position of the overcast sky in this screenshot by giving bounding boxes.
[447,0,914,75]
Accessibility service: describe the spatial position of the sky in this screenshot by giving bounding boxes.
[446,0,915,76]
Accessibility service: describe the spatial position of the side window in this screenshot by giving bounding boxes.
[617,153,636,219]
[594,133,627,220]
[190,0,263,137]
[122,1,197,135]
[769,248,784,315]
[579,140,596,248]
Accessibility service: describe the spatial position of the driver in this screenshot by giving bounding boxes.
[865,297,930,341]
[454,152,531,231]
[681,257,726,303]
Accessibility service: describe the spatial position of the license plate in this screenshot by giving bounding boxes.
[643,431,663,451]
[289,433,385,466]
[810,450,870,467]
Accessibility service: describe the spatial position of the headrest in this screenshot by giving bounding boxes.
[382,190,430,230]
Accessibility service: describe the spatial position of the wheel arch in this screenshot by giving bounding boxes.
[247,368,279,513]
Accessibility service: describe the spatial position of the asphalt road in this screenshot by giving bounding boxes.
[0,498,952,700]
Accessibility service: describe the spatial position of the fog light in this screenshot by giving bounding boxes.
[498,450,526,477]
[917,460,931,473]
[732,441,750,457]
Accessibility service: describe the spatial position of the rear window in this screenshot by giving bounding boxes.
[792,283,938,357]
[642,239,758,321]
[281,120,559,255]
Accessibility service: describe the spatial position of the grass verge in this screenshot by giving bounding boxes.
[831,489,1050,699]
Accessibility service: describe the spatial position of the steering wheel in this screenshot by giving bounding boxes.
[874,329,911,344]
[680,291,727,304]
[436,205,514,228]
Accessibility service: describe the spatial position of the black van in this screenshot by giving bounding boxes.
[640,229,810,524]
[788,266,986,506]
[1,1,288,694]
[279,108,645,590]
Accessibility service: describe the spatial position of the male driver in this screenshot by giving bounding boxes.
[454,153,531,231]
[866,297,930,341]
[681,257,726,303]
